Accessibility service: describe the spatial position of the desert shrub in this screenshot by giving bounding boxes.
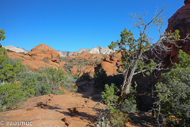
[108,106,128,127]
[17,72,52,97]
[95,60,99,64]
[0,82,25,111]
[42,67,67,95]
[101,84,120,105]
[66,76,77,83]
[98,83,128,127]
[73,74,79,79]
[96,117,111,127]
[120,84,139,113]
[69,60,73,62]
[155,67,190,126]
[36,83,52,96]
[63,83,77,92]
[0,62,24,82]
[153,50,190,126]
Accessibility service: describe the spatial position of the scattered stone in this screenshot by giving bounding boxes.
[37,102,47,108]
[68,107,80,116]
[89,117,96,123]
[27,107,38,111]
[49,94,54,98]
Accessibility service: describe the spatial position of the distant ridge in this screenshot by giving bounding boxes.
[4,46,29,53]
[4,45,114,56]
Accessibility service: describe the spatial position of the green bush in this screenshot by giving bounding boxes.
[108,106,128,127]
[154,50,190,126]
[100,83,128,127]
[17,72,52,97]
[66,76,77,83]
[121,97,138,113]
[121,85,139,113]
[155,67,190,126]
[42,67,67,95]
[0,45,7,65]
[101,83,120,105]
[63,83,78,92]
[0,62,24,82]
[0,82,25,111]
[0,46,24,82]
[173,49,190,68]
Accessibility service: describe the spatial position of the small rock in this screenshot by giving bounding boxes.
[49,94,54,98]
[27,107,38,111]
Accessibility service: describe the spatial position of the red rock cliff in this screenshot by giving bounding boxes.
[164,2,190,67]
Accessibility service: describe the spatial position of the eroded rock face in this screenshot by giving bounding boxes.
[133,2,190,111]
[96,52,122,76]
[28,44,60,63]
[164,3,190,67]
[7,44,62,71]
[166,4,190,39]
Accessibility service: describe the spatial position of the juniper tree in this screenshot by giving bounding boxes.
[0,29,6,65]
[0,30,24,82]
[0,29,6,41]
[108,7,190,105]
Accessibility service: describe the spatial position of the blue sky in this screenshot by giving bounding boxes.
[1,0,184,51]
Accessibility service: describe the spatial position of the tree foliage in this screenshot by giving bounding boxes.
[0,30,24,82]
[101,83,120,105]
[99,83,128,127]
[0,82,25,111]
[154,50,190,126]
[173,49,190,68]
[0,29,6,41]
[0,62,24,82]
[108,6,189,106]
[0,44,7,65]
[42,67,67,95]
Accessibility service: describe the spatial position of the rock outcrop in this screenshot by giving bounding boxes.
[64,50,106,77]
[135,1,190,111]
[95,51,122,76]
[28,44,60,63]
[7,44,63,71]
[164,2,190,67]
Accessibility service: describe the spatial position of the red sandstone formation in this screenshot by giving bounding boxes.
[164,2,190,67]
[28,44,60,63]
